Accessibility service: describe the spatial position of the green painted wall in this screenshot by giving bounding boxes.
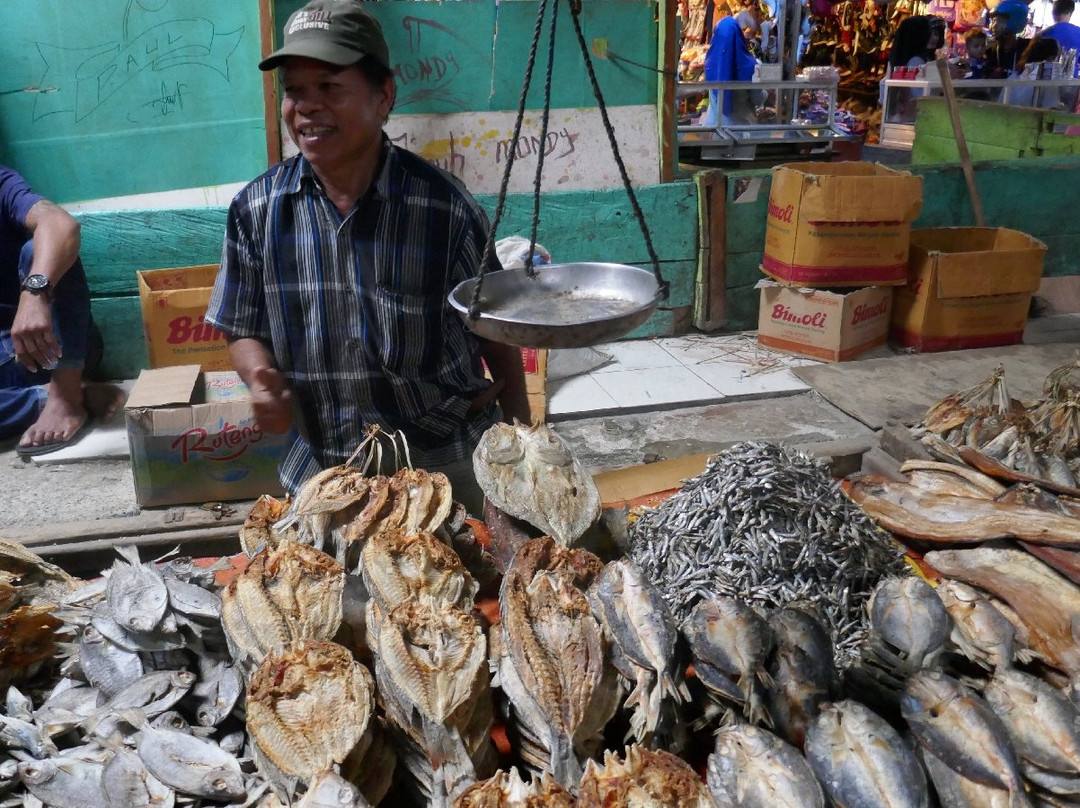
[80,181,700,379]
[719,156,1080,331]
[272,0,659,112]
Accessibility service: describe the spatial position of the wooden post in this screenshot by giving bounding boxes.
[935,57,986,227]
[659,0,679,183]
[259,0,283,167]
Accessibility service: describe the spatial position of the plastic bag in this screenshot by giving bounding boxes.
[495,236,552,270]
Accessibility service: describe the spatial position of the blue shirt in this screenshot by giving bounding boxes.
[206,138,500,494]
[1040,21,1080,75]
[0,167,43,307]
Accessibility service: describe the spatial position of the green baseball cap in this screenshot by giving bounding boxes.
[259,0,391,72]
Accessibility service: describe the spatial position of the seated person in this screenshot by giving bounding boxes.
[882,15,948,120]
[0,166,124,457]
[1012,36,1069,107]
[986,0,1031,78]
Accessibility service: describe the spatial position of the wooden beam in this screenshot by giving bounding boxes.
[260,0,283,167]
[658,0,679,183]
[693,170,728,330]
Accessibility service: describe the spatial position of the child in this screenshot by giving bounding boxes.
[963,29,988,77]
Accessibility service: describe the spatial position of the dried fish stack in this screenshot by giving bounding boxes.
[493,540,618,790]
[239,493,297,555]
[246,638,391,804]
[451,767,575,807]
[368,599,494,807]
[361,528,478,613]
[629,441,907,663]
[221,541,345,672]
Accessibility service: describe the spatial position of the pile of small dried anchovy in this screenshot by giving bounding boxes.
[629,441,906,665]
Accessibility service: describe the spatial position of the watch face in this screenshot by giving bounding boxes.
[23,275,50,292]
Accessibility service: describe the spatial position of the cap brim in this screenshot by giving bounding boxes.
[259,41,367,71]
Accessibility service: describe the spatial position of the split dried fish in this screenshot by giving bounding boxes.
[241,494,297,556]
[221,542,344,670]
[473,421,600,546]
[496,564,610,789]
[983,667,1080,774]
[246,640,375,786]
[919,745,1013,808]
[576,745,713,808]
[707,724,825,808]
[451,767,574,807]
[936,579,1033,670]
[630,441,906,665]
[361,529,477,612]
[862,575,950,684]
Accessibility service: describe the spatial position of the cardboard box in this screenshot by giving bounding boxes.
[125,365,289,507]
[757,281,894,362]
[762,162,923,287]
[138,266,231,372]
[890,227,1046,352]
[520,347,548,420]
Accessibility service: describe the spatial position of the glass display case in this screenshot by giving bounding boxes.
[676,78,857,162]
[879,76,1080,149]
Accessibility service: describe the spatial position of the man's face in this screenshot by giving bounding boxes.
[280,57,395,176]
[991,14,1009,37]
[967,38,987,59]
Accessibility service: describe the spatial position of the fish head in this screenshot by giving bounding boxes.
[478,422,525,466]
[201,767,247,801]
[526,423,573,467]
[16,758,57,786]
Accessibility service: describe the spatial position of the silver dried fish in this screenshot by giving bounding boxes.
[136,725,246,800]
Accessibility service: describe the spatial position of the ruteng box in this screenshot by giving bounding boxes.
[125,365,289,507]
[890,227,1046,352]
[762,162,924,287]
[757,280,894,362]
[138,265,231,372]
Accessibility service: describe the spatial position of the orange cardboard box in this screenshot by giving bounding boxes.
[890,227,1045,352]
[138,265,231,372]
[757,280,893,362]
[762,162,923,287]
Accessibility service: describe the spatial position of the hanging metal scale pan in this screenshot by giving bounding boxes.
[449,263,662,349]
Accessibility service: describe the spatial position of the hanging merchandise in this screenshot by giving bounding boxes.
[448,0,668,348]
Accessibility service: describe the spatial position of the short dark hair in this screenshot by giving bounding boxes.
[965,28,988,43]
[1054,0,1075,16]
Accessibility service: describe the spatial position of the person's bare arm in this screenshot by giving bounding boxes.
[479,339,531,425]
[227,337,295,434]
[12,200,82,371]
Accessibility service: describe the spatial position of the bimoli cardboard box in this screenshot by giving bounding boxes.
[891,227,1046,352]
[138,265,231,372]
[757,280,894,362]
[762,162,923,287]
[125,365,288,507]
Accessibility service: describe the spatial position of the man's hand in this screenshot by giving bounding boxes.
[250,365,295,434]
[11,295,60,372]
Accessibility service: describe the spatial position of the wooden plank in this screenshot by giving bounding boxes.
[658,0,679,183]
[693,170,727,330]
[260,0,282,168]
[9,503,251,546]
[935,59,985,228]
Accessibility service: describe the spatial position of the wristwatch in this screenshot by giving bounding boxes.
[21,274,52,299]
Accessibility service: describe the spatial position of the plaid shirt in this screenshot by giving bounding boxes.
[206,138,498,494]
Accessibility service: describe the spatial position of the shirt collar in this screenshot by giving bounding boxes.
[286,136,397,204]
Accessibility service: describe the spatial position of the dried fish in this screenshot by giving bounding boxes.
[106,546,169,634]
[919,745,1012,808]
[360,529,477,612]
[901,669,1027,800]
[473,421,600,546]
[246,640,375,785]
[241,494,297,556]
[136,725,246,800]
[936,579,1033,670]
[451,767,574,807]
[18,757,106,808]
[707,724,825,808]
[190,657,243,727]
[630,442,906,665]
[983,667,1080,774]
[101,748,174,808]
[296,768,371,808]
[591,558,688,744]
[862,575,950,682]
[577,745,713,808]
[805,699,930,808]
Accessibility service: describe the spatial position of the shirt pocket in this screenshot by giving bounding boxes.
[370,285,439,375]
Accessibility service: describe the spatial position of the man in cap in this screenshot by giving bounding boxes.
[206,0,529,512]
[986,0,1031,77]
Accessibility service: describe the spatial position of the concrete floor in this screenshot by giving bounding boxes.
[0,313,1077,536]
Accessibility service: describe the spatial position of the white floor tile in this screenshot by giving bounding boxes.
[547,374,620,417]
[592,365,724,409]
[687,361,810,399]
[590,339,683,373]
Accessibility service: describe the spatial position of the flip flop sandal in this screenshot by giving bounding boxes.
[16,417,94,459]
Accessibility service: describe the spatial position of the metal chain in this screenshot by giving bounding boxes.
[566,0,669,300]
[469,0,551,319]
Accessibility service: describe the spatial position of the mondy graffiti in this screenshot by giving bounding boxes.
[495,128,577,164]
